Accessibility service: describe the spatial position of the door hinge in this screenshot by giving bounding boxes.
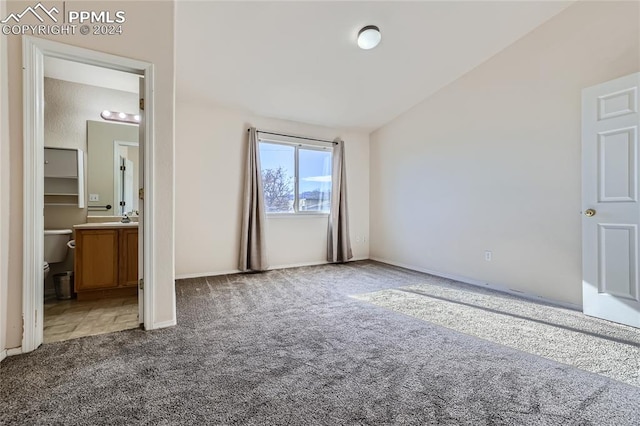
[139,278,144,290]
[139,188,144,200]
[139,98,144,111]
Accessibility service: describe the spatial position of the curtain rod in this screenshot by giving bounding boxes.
[248,128,338,145]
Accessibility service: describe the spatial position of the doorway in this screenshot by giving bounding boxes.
[42,63,140,343]
[22,37,155,352]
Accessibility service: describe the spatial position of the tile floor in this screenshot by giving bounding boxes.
[43,295,139,343]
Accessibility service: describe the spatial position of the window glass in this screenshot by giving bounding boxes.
[258,140,333,214]
[259,142,295,213]
[299,148,332,212]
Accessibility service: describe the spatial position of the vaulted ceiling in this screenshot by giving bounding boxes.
[175,1,572,131]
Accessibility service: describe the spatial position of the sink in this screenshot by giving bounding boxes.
[74,222,139,229]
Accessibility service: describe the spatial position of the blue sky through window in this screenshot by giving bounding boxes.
[299,149,331,193]
[259,143,332,193]
[259,143,294,180]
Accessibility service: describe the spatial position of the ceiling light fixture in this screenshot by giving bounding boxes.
[100,110,140,125]
[357,25,381,50]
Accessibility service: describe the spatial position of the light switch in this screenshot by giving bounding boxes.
[89,194,99,202]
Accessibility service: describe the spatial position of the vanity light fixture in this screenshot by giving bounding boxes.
[357,25,381,50]
[100,110,140,125]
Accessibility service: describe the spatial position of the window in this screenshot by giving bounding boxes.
[258,140,332,214]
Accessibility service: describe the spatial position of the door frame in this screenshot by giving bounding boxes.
[22,36,156,352]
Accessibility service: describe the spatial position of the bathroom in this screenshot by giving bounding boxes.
[43,57,142,343]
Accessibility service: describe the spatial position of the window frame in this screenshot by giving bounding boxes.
[258,136,333,216]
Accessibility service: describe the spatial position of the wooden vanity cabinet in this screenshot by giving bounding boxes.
[119,228,139,288]
[74,226,138,300]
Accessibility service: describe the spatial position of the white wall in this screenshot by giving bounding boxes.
[175,102,369,278]
[370,1,640,306]
[2,0,176,349]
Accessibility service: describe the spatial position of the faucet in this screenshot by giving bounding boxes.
[121,213,131,223]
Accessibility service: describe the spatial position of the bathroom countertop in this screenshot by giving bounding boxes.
[73,222,139,229]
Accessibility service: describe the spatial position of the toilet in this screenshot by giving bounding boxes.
[44,229,72,280]
[44,262,50,279]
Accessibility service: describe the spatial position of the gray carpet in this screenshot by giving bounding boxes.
[1,261,640,425]
[354,281,640,387]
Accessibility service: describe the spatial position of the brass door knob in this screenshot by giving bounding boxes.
[585,209,596,217]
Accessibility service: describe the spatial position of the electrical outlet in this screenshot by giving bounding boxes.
[356,236,361,243]
[89,193,99,202]
[485,251,492,262]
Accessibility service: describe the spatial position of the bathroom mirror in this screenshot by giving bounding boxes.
[86,120,139,216]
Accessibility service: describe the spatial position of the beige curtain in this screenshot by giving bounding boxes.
[239,128,268,271]
[327,139,353,263]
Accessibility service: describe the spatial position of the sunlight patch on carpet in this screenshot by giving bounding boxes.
[352,284,640,387]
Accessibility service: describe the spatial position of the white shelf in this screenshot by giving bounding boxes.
[43,148,85,208]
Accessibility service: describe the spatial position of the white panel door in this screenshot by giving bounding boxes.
[582,72,640,327]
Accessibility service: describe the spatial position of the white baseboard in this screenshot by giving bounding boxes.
[147,319,177,330]
[175,257,370,281]
[269,260,329,270]
[176,269,241,280]
[370,257,582,311]
[6,347,23,357]
[0,349,6,363]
